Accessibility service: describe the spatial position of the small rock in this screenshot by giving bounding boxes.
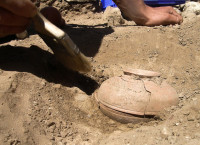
[183,111,190,116]
[179,92,185,98]
[185,136,191,140]
[53,84,61,89]
[48,126,56,133]
[183,2,200,15]
[33,101,38,106]
[57,142,63,145]
[47,121,56,127]
[170,106,177,110]
[50,136,55,141]
[175,122,180,126]
[196,114,200,120]
[196,123,200,128]
[160,126,171,139]
[103,6,125,26]
[127,123,135,128]
[60,130,67,138]
[192,98,197,101]
[184,11,197,18]
[168,136,177,144]
[194,132,200,138]
[74,94,88,101]
[179,119,183,123]
[187,115,195,121]
[10,139,21,145]
[16,30,28,39]
[40,81,46,86]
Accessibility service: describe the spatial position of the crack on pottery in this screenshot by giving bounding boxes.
[121,75,140,83]
[142,79,152,117]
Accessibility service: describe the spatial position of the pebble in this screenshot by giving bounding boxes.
[170,106,177,110]
[60,130,67,138]
[185,136,191,140]
[47,121,56,127]
[175,122,180,126]
[179,92,185,98]
[168,136,177,144]
[50,136,55,141]
[40,81,46,88]
[58,142,63,145]
[183,2,200,15]
[179,119,183,123]
[16,30,28,39]
[33,101,38,106]
[192,98,197,101]
[48,126,55,133]
[183,111,190,116]
[75,94,88,101]
[160,127,171,139]
[103,6,125,26]
[53,84,61,89]
[194,132,200,138]
[187,115,195,121]
[196,114,200,120]
[9,139,21,145]
[127,123,135,128]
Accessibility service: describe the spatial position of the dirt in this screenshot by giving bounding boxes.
[1,1,200,145]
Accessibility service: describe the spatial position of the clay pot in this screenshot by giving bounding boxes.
[95,69,179,123]
[40,6,65,28]
[123,68,161,77]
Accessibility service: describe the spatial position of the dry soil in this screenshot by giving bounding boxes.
[0,1,200,145]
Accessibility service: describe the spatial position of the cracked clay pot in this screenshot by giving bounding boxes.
[95,69,179,123]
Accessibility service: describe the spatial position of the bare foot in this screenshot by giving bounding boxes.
[113,0,183,26]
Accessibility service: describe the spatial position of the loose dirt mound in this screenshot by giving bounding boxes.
[1,1,200,145]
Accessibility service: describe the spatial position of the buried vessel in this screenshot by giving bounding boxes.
[95,69,179,123]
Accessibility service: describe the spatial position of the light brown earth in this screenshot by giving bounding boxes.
[0,1,200,145]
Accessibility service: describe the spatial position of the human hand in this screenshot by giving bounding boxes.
[0,0,37,38]
[139,6,183,26]
[114,0,183,26]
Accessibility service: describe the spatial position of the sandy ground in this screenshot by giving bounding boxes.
[1,1,200,145]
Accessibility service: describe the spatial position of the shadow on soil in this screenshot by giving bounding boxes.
[27,23,114,57]
[0,45,98,95]
[63,24,114,57]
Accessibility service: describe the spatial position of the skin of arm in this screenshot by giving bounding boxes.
[113,0,183,26]
[0,0,37,38]
[0,0,183,38]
